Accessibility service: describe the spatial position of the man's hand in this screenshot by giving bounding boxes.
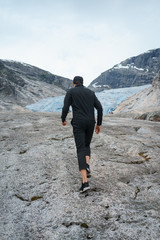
[62,121,67,126]
[95,125,101,134]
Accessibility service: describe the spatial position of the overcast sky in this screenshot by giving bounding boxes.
[0,0,160,86]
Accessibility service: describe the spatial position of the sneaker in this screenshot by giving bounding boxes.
[86,164,91,178]
[79,182,90,193]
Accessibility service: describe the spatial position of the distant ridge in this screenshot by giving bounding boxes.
[89,48,160,91]
[0,60,72,111]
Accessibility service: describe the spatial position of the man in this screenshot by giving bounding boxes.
[61,76,103,193]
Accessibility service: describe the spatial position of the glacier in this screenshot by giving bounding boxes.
[26,84,151,114]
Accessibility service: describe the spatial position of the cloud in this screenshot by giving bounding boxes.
[0,0,160,86]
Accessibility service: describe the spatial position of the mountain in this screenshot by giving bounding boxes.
[113,70,160,121]
[89,48,160,91]
[0,60,72,111]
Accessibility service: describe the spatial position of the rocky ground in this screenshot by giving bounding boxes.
[0,112,160,240]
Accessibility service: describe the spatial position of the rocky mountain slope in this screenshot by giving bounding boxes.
[113,70,160,121]
[89,48,160,91]
[0,112,160,240]
[0,60,72,111]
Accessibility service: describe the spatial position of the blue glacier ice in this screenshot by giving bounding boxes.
[26,84,151,114]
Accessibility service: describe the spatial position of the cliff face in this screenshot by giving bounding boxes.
[113,70,160,120]
[152,70,160,89]
[89,48,160,91]
[0,60,72,111]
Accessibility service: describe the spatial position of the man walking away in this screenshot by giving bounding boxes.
[61,76,103,193]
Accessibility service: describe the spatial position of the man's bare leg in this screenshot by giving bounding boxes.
[80,169,87,183]
[86,155,91,178]
[86,155,90,165]
[80,156,91,185]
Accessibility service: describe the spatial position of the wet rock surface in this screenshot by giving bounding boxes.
[0,112,160,240]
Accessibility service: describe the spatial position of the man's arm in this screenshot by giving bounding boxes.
[61,90,72,125]
[94,94,103,134]
[94,94,103,127]
[95,125,101,134]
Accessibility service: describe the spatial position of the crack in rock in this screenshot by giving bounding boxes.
[49,137,61,141]
[134,127,141,132]
[49,135,73,141]
[1,136,9,141]
[134,187,140,199]
[104,213,112,221]
[131,160,145,164]
[31,196,43,201]
[139,152,151,161]
[14,194,29,202]
[107,159,145,164]
[19,149,28,154]
[62,135,73,141]
[15,194,43,202]
[62,222,89,229]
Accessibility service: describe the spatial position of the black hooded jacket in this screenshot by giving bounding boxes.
[61,84,103,126]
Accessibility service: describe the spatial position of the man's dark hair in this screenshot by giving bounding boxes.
[73,76,83,85]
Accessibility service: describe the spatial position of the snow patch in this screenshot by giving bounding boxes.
[92,83,109,88]
[92,83,99,88]
[133,66,144,71]
[113,63,144,71]
[114,64,130,69]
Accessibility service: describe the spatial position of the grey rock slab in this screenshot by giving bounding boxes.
[0,112,160,240]
[114,70,160,118]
